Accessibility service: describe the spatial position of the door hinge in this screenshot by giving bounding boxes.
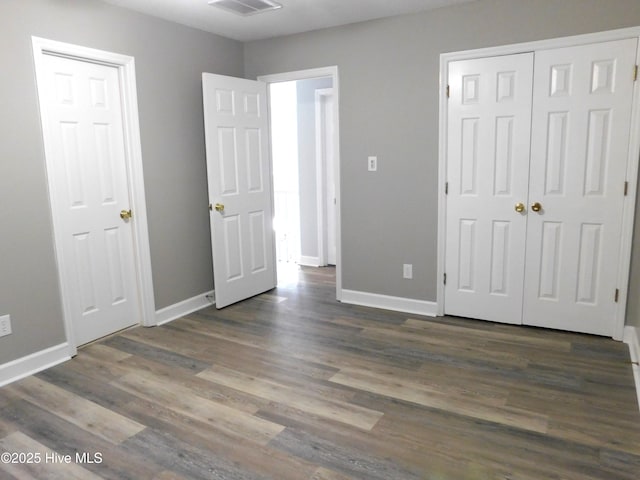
[445,182,449,195]
[615,288,620,303]
[624,181,629,196]
[446,85,450,98]
[634,65,638,82]
[444,273,447,285]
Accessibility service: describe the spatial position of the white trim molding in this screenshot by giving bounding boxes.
[624,326,640,411]
[315,87,335,267]
[0,343,70,387]
[257,66,342,301]
[437,26,640,339]
[155,290,215,326]
[341,289,438,317]
[31,37,156,355]
[299,256,323,267]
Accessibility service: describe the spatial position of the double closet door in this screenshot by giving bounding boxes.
[445,38,637,336]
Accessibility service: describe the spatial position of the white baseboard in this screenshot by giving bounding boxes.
[624,326,640,411]
[0,343,71,387]
[155,290,215,326]
[0,289,216,387]
[299,256,323,267]
[340,289,438,317]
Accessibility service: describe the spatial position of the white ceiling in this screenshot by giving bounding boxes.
[101,0,477,42]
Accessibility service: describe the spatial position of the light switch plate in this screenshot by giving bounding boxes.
[403,264,413,279]
[368,156,377,171]
[0,315,11,337]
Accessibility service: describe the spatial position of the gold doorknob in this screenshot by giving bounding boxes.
[531,202,542,212]
[214,203,225,212]
[515,202,525,213]
[120,209,132,220]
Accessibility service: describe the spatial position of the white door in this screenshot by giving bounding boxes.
[202,73,276,308]
[40,54,140,345]
[445,53,534,324]
[523,39,638,336]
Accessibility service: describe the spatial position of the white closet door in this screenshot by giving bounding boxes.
[445,53,534,324]
[523,39,637,336]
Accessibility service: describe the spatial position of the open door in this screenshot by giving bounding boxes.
[202,73,276,308]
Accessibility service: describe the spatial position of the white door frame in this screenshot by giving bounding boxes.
[437,26,640,340]
[32,37,156,356]
[258,66,342,300]
[315,87,335,266]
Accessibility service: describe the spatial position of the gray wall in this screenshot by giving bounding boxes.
[296,77,333,262]
[0,0,243,364]
[244,0,640,317]
[3,0,640,369]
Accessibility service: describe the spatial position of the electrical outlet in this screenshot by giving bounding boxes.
[368,156,377,172]
[403,264,413,279]
[0,315,12,337]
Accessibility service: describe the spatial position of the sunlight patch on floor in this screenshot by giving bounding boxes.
[277,261,300,286]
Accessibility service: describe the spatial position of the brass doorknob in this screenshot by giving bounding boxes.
[515,202,525,213]
[120,209,132,220]
[214,203,225,212]
[531,202,542,212]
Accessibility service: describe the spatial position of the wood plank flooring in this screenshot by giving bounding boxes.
[2,266,640,479]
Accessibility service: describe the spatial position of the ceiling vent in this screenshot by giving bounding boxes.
[207,0,283,16]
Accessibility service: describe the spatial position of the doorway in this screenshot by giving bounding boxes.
[32,37,155,354]
[270,80,301,266]
[260,68,341,296]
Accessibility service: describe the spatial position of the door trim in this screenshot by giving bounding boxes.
[315,87,334,266]
[32,37,156,356]
[438,26,640,339]
[258,66,342,300]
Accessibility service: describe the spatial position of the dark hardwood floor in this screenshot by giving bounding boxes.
[1,266,640,479]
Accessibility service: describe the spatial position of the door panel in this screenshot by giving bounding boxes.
[445,53,534,324]
[203,73,276,309]
[537,221,562,300]
[42,54,139,345]
[523,38,637,336]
